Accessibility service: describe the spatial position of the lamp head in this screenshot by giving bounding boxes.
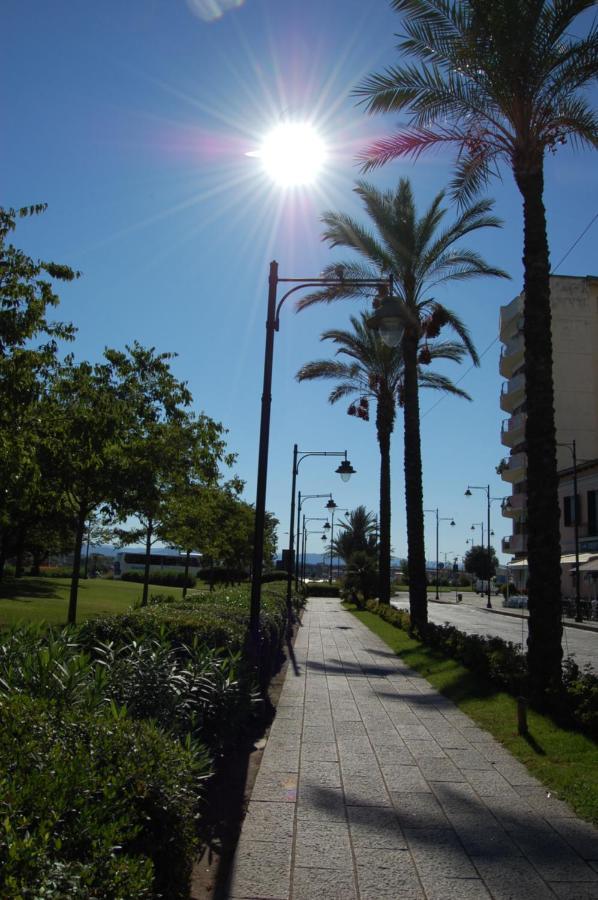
[465,488,472,497]
[323,521,331,531]
[450,519,455,527]
[366,293,403,348]
[336,458,355,482]
[326,498,337,510]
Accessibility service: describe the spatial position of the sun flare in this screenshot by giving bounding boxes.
[249,122,327,187]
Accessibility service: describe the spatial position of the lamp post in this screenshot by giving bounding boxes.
[296,493,334,584]
[557,439,582,622]
[325,498,337,583]
[466,484,502,609]
[286,446,353,618]
[251,261,390,643]
[302,518,329,582]
[424,508,455,600]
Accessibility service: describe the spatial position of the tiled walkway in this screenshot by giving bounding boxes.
[229,598,598,899]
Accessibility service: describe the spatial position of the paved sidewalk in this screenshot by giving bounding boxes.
[229,598,598,899]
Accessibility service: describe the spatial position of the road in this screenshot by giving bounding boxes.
[391,592,598,670]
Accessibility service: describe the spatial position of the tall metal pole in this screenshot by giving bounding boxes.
[295,491,302,586]
[486,485,492,609]
[286,444,298,630]
[329,508,335,583]
[435,509,439,600]
[250,260,278,642]
[572,439,582,621]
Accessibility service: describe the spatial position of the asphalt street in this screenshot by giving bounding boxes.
[391,592,598,670]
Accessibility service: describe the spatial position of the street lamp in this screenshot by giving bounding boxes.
[465,484,503,610]
[296,492,334,585]
[251,261,390,642]
[325,499,337,583]
[302,517,329,582]
[286,446,354,623]
[557,439,583,622]
[424,508,455,600]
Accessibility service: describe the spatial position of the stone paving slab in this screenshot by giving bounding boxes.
[228,598,598,899]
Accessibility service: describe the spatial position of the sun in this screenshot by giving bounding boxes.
[250,122,327,187]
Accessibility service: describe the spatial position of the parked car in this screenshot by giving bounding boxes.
[503,594,528,609]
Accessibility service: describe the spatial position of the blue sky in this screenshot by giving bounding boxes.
[3,0,597,565]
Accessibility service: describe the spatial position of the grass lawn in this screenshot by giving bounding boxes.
[349,606,598,826]
[0,577,185,627]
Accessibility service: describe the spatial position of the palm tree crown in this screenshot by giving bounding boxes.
[355,0,598,199]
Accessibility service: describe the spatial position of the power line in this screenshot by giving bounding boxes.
[421,336,498,419]
[551,210,598,274]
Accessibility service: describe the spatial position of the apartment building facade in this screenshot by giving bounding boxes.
[499,275,598,598]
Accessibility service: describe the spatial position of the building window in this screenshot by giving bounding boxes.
[564,495,581,526]
[588,490,597,536]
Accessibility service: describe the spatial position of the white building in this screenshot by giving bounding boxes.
[499,275,598,601]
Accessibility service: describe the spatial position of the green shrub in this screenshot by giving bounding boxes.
[121,571,196,588]
[303,583,341,598]
[0,695,209,899]
[261,571,289,583]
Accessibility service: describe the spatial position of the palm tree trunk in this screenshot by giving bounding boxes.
[515,161,563,697]
[376,393,394,604]
[402,333,428,633]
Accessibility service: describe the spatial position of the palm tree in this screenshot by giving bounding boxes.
[331,505,378,564]
[297,312,471,605]
[297,179,507,632]
[354,0,597,694]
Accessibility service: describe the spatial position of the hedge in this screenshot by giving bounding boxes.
[363,600,598,739]
[121,571,196,588]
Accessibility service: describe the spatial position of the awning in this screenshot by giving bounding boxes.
[505,552,598,570]
[560,552,598,565]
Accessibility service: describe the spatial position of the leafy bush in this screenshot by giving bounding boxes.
[303,582,341,598]
[121,571,196,588]
[261,571,289,583]
[198,567,247,585]
[562,658,598,738]
[0,695,209,899]
[0,623,254,755]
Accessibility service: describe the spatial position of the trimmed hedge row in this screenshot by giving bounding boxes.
[120,571,196,588]
[363,600,598,739]
[303,582,341,598]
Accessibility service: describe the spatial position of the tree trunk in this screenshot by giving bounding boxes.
[14,530,25,577]
[141,517,153,607]
[402,332,428,633]
[376,391,394,604]
[68,503,87,625]
[183,548,190,599]
[514,161,563,697]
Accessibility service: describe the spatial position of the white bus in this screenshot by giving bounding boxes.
[113,551,201,578]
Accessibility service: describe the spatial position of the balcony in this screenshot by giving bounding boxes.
[498,451,527,484]
[499,293,523,342]
[502,533,528,555]
[501,493,526,519]
[499,332,524,379]
[500,372,526,412]
[501,412,526,448]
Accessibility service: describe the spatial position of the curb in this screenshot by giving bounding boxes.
[427,597,598,634]
[392,596,598,634]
